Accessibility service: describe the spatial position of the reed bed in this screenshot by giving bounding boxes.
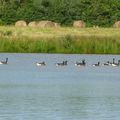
[0,26,120,54]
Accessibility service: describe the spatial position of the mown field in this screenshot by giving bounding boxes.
[0,26,120,54]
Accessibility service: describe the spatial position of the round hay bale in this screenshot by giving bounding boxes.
[15,20,27,27]
[73,20,86,28]
[37,21,56,28]
[113,21,120,28]
[28,21,38,27]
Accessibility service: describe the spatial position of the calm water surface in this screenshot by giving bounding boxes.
[0,53,120,120]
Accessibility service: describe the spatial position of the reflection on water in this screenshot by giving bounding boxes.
[0,53,120,120]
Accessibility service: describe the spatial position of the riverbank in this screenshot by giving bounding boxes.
[0,26,120,54]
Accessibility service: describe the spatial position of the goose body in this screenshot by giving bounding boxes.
[36,62,46,66]
[111,63,118,67]
[92,62,100,67]
[75,60,86,67]
[56,61,67,66]
[0,58,8,64]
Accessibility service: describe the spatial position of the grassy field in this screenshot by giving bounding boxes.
[0,26,120,54]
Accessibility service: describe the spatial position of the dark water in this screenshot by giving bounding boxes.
[0,53,120,120]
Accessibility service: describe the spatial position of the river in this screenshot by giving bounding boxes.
[0,53,120,120]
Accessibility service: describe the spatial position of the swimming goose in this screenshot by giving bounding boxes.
[36,61,46,66]
[56,61,67,66]
[0,58,8,64]
[102,61,110,66]
[92,62,100,67]
[75,59,86,66]
[111,60,120,67]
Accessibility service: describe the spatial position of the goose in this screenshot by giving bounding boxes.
[106,58,115,66]
[36,61,46,66]
[92,62,100,67]
[56,61,67,66]
[0,58,8,65]
[63,61,68,66]
[75,59,86,67]
[111,60,120,67]
[110,58,117,66]
[102,61,110,66]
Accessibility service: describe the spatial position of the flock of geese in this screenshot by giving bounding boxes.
[36,58,120,67]
[0,58,120,67]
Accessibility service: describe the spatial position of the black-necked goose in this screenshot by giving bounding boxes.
[0,58,8,65]
[102,61,110,66]
[36,61,46,66]
[111,60,120,67]
[92,62,100,67]
[56,61,67,66]
[75,59,86,67]
[110,58,117,66]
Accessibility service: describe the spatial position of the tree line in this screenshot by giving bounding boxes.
[0,0,120,27]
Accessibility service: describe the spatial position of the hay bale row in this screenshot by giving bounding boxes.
[15,20,120,28]
[15,20,86,28]
[15,20,60,28]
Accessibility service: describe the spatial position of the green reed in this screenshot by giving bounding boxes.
[0,35,120,54]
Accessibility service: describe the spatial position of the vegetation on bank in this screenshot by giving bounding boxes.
[0,26,120,54]
[0,0,120,27]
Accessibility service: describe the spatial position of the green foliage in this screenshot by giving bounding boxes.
[0,0,120,26]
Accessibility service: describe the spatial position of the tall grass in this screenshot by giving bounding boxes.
[0,26,120,54]
[0,35,120,54]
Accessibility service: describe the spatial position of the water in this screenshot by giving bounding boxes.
[0,53,120,120]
